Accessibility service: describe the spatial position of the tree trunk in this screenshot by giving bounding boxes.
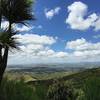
[0,21,11,84]
[0,46,8,84]
[0,15,1,27]
[2,46,8,71]
[0,46,3,84]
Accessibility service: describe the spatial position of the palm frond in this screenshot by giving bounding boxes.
[0,30,20,50]
[2,0,35,24]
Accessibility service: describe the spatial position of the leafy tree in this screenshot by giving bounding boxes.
[0,0,35,84]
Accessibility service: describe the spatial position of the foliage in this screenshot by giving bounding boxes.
[82,77,100,100]
[47,80,78,100]
[0,30,19,50]
[1,0,35,24]
[0,78,48,100]
[0,78,35,100]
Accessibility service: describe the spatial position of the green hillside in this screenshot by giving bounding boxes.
[5,67,100,86]
[2,67,100,100]
[61,67,100,88]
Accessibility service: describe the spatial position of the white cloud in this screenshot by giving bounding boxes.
[37,50,68,58]
[1,21,32,32]
[54,52,68,58]
[44,7,61,19]
[8,35,100,64]
[1,21,43,32]
[73,50,100,58]
[8,34,68,64]
[14,34,56,45]
[37,50,55,57]
[15,25,33,32]
[66,38,100,51]
[67,38,86,50]
[32,25,43,29]
[14,24,43,32]
[14,25,33,32]
[54,7,61,14]
[8,33,70,65]
[65,38,100,61]
[1,21,9,29]
[66,1,100,31]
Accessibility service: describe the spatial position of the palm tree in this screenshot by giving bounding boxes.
[0,0,35,84]
[0,30,19,81]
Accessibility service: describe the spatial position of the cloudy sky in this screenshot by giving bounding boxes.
[2,0,100,65]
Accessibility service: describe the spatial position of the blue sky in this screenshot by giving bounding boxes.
[32,0,100,50]
[4,0,100,65]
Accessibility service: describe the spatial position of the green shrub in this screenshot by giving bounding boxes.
[47,80,78,100]
[75,89,84,100]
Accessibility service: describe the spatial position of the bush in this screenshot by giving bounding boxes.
[47,80,78,100]
[0,78,35,100]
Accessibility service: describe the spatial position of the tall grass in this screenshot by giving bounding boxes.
[0,76,100,100]
[0,78,35,100]
[82,77,100,100]
[0,78,48,100]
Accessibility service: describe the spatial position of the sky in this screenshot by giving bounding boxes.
[2,0,100,65]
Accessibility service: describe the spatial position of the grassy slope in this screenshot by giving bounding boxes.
[61,67,100,88]
[24,67,100,89]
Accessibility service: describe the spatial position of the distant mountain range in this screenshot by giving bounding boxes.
[7,62,100,73]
